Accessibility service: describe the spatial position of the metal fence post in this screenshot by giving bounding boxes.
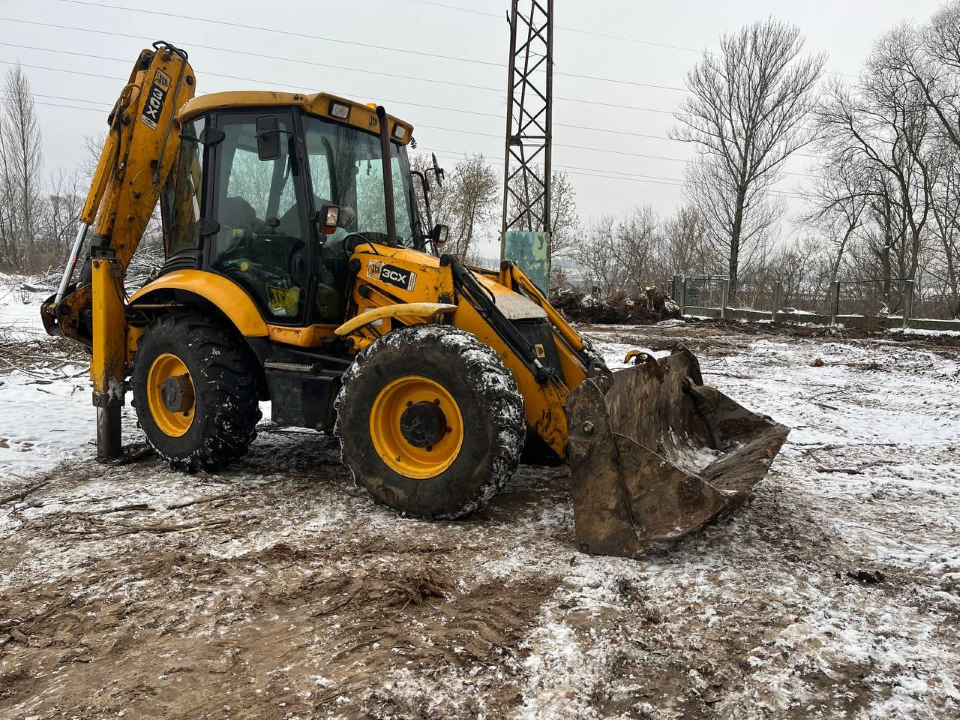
[772,281,782,323]
[903,280,914,329]
[679,277,687,316]
[671,274,679,302]
[830,280,840,325]
[720,279,730,320]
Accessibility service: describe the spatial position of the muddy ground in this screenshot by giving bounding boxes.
[0,322,958,719]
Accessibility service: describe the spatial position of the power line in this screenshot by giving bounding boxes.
[0,90,111,107]
[409,0,859,79]
[410,0,708,56]
[42,4,688,92]
[0,35,692,117]
[0,38,507,95]
[426,149,688,190]
[0,58,124,83]
[418,146,808,199]
[0,89,809,201]
[0,95,106,113]
[0,54,687,143]
[1,24,829,155]
[417,124,814,177]
[0,78,816,178]
[0,53,817,169]
[55,0,503,69]
[0,33,511,121]
[3,56,823,171]
[427,149,809,200]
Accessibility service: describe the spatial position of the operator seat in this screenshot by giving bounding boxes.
[219,195,258,244]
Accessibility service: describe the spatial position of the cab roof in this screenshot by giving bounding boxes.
[178,91,415,146]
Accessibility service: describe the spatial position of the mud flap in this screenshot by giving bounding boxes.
[565,346,789,558]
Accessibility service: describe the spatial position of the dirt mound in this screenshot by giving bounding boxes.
[550,286,681,325]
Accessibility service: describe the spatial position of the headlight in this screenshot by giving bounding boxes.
[329,101,350,120]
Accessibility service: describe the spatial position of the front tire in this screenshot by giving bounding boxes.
[131,313,261,469]
[335,325,525,519]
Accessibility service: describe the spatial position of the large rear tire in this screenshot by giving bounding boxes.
[335,325,525,519]
[131,313,261,469]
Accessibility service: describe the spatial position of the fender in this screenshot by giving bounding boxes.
[129,269,269,338]
[334,302,457,337]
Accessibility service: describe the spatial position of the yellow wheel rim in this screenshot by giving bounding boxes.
[146,352,196,438]
[370,375,464,479]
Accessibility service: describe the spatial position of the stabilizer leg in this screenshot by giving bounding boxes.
[90,252,126,461]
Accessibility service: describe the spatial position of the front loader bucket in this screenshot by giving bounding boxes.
[565,346,789,558]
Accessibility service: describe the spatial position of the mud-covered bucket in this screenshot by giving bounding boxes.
[565,346,789,558]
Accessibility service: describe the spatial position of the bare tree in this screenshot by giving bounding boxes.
[614,205,658,293]
[673,17,825,299]
[818,33,937,290]
[657,205,708,279]
[38,168,84,268]
[410,153,452,234]
[924,1,960,148]
[447,154,498,259]
[766,235,830,307]
[875,7,960,152]
[574,215,622,295]
[81,133,107,182]
[507,166,580,258]
[0,63,44,271]
[928,140,960,315]
[799,153,872,287]
[573,208,663,295]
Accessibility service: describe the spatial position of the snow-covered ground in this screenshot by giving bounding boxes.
[0,275,958,719]
[0,277,137,476]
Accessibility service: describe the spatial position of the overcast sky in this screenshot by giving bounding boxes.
[0,0,947,258]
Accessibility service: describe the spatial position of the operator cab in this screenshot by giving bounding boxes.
[159,92,424,327]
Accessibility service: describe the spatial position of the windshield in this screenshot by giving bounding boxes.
[302,115,422,249]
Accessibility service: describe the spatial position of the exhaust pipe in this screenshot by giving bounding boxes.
[376,105,398,248]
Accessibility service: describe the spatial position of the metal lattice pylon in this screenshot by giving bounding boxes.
[500,0,553,243]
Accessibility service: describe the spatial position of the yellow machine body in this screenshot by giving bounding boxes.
[128,269,270,338]
[42,43,788,558]
[331,244,588,459]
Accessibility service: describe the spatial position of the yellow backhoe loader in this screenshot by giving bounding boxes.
[41,43,788,558]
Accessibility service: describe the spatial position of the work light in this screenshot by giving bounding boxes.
[329,101,350,120]
[319,205,340,234]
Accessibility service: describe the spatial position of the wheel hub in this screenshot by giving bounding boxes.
[399,401,447,449]
[146,353,196,438]
[161,374,194,413]
[369,375,464,479]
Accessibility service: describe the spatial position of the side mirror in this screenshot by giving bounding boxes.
[431,153,445,188]
[317,205,341,235]
[256,115,281,161]
[431,223,450,248]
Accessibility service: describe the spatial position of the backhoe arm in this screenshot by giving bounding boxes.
[41,43,196,345]
[40,42,195,459]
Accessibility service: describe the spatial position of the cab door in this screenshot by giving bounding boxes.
[206,110,314,324]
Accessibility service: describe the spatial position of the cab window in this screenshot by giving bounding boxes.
[161,116,205,256]
[208,113,309,321]
[302,115,422,249]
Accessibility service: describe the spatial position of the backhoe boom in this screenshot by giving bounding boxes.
[41,42,196,458]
